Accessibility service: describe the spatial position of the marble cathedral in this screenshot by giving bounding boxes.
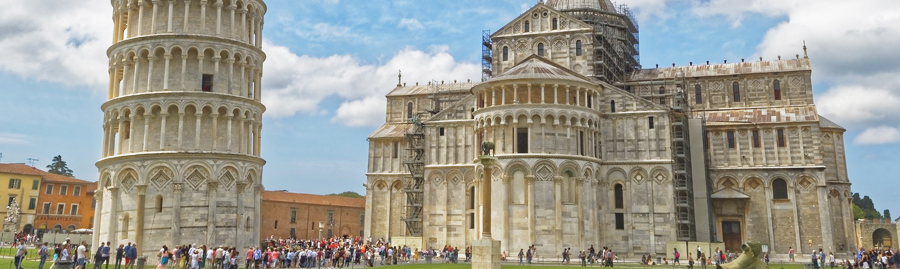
[364,0,855,257]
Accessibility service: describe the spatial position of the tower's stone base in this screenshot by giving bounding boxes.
[472,239,500,269]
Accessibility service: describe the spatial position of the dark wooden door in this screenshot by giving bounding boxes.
[722,221,742,253]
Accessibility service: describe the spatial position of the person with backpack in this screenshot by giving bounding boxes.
[39,242,50,269]
[674,248,681,265]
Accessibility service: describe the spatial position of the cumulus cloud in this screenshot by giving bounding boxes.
[621,0,673,21]
[0,0,111,87]
[854,126,900,145]
[261,43,479,127]
[817,84,900,127]
[690,0,900,143]
[398,18,424,30]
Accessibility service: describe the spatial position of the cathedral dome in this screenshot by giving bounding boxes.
[545,0,616,12]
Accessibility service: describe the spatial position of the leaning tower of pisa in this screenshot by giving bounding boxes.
[93,0,266,256]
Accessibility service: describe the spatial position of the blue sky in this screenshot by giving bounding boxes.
[1,0,899,215]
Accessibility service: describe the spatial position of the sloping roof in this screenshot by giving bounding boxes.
[368,123,410,139]
[630,58,811,80]
[710,188,751,199]
[818,115,845,130]
[0,163,46,176]
[386,82,478,97]
[546,0,615,12]
[490,55,595,84]
[262,191,365,208]
[696,106,819,125]
[0,163,94,185]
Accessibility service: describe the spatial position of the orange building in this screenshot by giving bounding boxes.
[260,191,365,240]
[33,169,97,233]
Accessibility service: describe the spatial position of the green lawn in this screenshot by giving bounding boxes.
[0,252,817,269]
[356,262,811,269]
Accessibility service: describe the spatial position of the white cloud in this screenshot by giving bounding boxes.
[690,0,900,141]
[291,22,372,43]
[0,0,111,87]
[261,43,480,127]
[621,0,672,21]
[0,133,29,145]
[398,18,424,30]
[817,84,900,127]
[854,126,900,145]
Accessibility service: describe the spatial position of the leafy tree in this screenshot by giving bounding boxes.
[885,209,892,221]
[851,193,883,219]
[45,155,74,177]
[853,204,866,220]
[328,191,364,198]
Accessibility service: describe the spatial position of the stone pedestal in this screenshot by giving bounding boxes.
[472,238,501,269]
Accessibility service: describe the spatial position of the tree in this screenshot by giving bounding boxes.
[853,204,866,220]
[45,155,74,177]
[884,210,892,221]
[328,191,364,198]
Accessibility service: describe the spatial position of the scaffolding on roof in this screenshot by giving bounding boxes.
[482,30,493,82]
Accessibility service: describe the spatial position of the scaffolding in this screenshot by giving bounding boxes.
[402,116,426,237]
[670,78,697,241]
[561,3,639,84]
[481,30,493,82]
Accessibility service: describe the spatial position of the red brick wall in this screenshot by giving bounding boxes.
[260,200,365,240]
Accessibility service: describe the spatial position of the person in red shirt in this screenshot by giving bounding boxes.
[245,247,254,269]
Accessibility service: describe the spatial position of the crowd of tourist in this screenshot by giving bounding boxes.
[148,236,473,269]
[17,235,900,269]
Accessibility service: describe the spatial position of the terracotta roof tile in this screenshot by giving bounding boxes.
[368,123,411,139]
[696,106,819,125]
[262,191,365,208]
[631,58,811,80]
[0,163,94,185]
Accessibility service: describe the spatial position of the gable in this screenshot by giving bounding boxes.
[600,81,670,112]
[427,95,475,122]
[491,2,593,38]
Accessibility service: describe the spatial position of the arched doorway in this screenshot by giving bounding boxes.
[873,228,893,249]
[22,224,33,234]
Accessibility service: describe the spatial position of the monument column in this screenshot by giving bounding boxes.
[473,152,500,269]
[207,181,219,245]
[135,185,147,254]
[107,187,119,244]
[92,191,104,248]
[171,183,183,247]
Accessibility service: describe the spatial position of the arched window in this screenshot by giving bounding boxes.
[156,195,163,213]
[773,80,782,100]
[53,224,62,233]
[610,100,616,112]
[121,214,130,238]
[772,178,788,199]
[406,102,413,119]
[659,86,665,94]
[275,220,279,229]
[524,21,530,32]
[695,84,702,104]
[552,18,558,30]
[575,40,582,56]
[537,43,544,56]
[614,184,624,209]
[732,82,741,102]
[502,46,509,61]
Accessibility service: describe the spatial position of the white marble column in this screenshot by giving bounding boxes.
[146,55,156,91]
[159,112,167,150]
[163,54,171,90]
